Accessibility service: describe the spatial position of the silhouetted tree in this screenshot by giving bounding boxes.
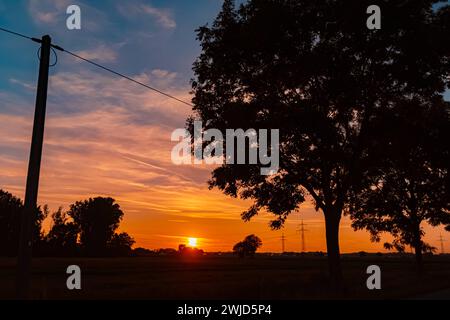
[0,190,46,256]
[178,244,204,256]
[68,197,124,256]
[44,207,79,256]
[349,102,450,273]
[233,242,245,258]
[108,232,135,256]
[156,248,178,256]
[190,0,450,287]
[233,234,262,257]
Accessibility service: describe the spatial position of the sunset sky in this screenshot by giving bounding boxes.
[0,0,449,253]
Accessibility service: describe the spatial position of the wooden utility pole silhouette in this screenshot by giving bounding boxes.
[439,234,446,255]
[281,233,286,253]
[17,35,51,299]
[296,220,308,253]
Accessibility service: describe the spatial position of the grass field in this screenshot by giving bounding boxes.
[1,255,450,300]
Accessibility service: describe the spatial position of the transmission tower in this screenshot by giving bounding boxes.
[296,220,308,253]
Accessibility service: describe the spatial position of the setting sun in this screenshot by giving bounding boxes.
[187,237,198,247]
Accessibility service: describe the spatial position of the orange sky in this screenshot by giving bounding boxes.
[0,67,448,253]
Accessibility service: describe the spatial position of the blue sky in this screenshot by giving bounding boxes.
[0,0,223,94]
[0,0,448,116]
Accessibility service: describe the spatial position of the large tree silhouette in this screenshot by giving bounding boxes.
[68,197,124,256]
[190,0,450,287]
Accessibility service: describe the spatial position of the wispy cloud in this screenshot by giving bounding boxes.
[117,2,176,30]
[28,0,71,25]
[9,78,35,91]
[141,5,176,29]
[74,44,118,63]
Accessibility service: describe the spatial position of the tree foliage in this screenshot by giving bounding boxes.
[67,197,125,256]
[233,234,262,257]
[0,190,46,256]
[44,207,79,256]
[190,0,450,284]
[108,232,135,256]
[0,190,134,257]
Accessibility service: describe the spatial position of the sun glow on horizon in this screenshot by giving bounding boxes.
[188,237,198,247]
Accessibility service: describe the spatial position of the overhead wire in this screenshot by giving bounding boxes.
[0,26,193,107]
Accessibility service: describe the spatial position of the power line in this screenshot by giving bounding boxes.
[0,26,33,40]
[0,26,194,107]
[59,48,193,107]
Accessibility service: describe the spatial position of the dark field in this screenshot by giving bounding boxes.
[1,255,450,300]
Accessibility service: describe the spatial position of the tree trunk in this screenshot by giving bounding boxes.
[413,233,424,276]
[324,208,344,291]
[412,220,424,276]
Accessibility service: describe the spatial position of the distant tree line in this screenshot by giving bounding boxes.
[178,244,204,256]
[0,190,134,257]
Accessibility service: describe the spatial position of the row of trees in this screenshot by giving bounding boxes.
[0,190,135,257]
[190,0,450,286]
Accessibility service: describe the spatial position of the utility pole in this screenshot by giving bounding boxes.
[17,35,51,299]
[296,220,308,253]
[281,233,286,253]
